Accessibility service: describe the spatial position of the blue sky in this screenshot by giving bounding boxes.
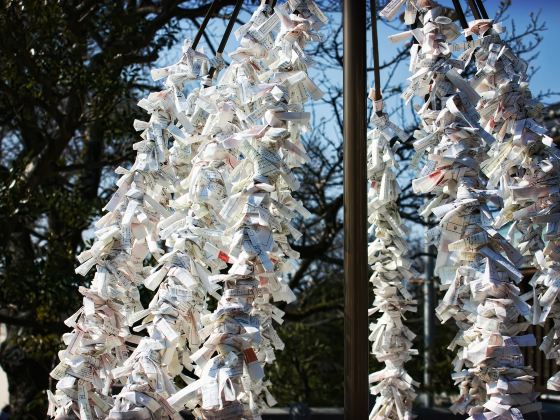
[507,0,560,98]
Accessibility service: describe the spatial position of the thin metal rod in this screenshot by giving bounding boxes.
[475,0,490,19]
[216,0,243,54]
[208,0,243,79]
[192,0,219,49]
[467,0,483,20]
[369,0,382,102]
[451,0,473,42]
[343,0,369,418]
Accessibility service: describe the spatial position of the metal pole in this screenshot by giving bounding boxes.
[475,0,490,20]
[192,0,219,49]
[423,242,435,407]
[451,0,473,42]
[207,0,243,80]
[343,0,369,418]
[370,0,382,104]
[467,0,483,20]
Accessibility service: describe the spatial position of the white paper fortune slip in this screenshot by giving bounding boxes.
[163,2,328,418]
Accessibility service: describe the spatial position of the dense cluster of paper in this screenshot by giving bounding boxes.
[466,19,560,394]
[47,41,212,419]
[367,101,420,420]
[49,1,326,419]
[165,3,327,418]
[382,0,544,418]
[106,45,229,419]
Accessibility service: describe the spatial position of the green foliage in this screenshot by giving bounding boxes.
[268,272,344,406]
[269,319,344,406]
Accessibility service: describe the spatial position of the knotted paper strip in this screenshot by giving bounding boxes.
[383,1,540,418]
[367,99,420,420]
[48,41,211,419]
[166,2,327,418]
[466,17,560,396]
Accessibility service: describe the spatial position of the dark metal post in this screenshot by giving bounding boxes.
[343,0,369,418]
[192,0,219,49]
[475,0,490,20]
[451,0,473,42]
[423,241,435,407]
[369,0,382,103]
[467,0,483,20]
[207,0,243,79]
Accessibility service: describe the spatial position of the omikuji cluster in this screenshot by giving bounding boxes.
[48,1,326,419]
[46,0,560,419]
[367,0,560,419]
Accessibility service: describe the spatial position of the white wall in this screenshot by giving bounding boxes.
[0,325,8,408]
[0,368,8,408]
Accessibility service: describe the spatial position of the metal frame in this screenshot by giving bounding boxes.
[343,0,369,417]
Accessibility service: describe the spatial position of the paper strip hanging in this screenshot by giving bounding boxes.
[48,41,211,419]
[107,44,229,419]
[466,16,560,395]
[166,2,327,418]
[380,1,540,418]
[367,98,420,419]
